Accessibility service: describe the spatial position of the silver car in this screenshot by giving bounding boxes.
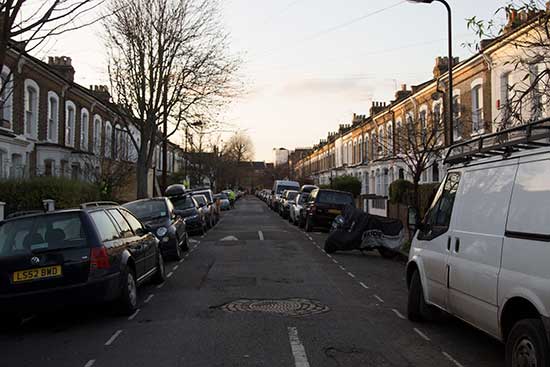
[289,193,309,225]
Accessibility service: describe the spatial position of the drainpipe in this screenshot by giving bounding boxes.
[0,202,5,221]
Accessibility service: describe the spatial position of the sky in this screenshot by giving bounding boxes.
[44,0,508,162]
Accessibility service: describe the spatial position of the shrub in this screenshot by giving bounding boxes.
[389,180,414,204]
[330,175,361,197]
[388,179,441,216]
[0,177,101,216]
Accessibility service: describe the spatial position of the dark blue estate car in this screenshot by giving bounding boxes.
[0,204,166,324]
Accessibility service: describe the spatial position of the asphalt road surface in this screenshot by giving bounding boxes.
[1,196,504,367]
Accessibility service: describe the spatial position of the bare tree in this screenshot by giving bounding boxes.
[104,0,240,198]
[223,131,254,164]
[467,1,550,129]
[376,98,447,211]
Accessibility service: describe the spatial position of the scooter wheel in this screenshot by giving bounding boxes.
[324,240,337,254]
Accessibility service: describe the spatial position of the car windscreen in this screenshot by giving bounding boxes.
[287,191,299,201]
[123,200,168,220]
[0,213,86,257]
[170,196,196,210]
[194,195,207,205]
[195,191,213,202]
[277,185,299,194]
[299,194,309,204]
[317,191,353,205]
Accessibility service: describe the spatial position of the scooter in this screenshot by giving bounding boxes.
[324,205,404,259]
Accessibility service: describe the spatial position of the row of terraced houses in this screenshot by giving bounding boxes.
[291,8,549,217]
[0,43,185,199]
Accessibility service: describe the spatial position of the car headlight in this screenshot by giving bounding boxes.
[156,227,168,237]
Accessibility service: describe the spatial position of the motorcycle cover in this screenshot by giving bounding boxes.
[326,205,404,251]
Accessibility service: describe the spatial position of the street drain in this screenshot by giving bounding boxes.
[215,298,329,317]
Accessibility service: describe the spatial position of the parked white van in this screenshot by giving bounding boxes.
[271,180,300,211]
[407,120,550,367]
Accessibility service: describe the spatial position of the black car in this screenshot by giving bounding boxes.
[123,198,189,261]
[0,204,166,323]
[168,194,207,235]
[302,189,355,232]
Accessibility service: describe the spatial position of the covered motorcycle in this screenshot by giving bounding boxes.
[324,205,404,258]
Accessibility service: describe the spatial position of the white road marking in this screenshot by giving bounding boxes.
[128,308,140,321]
[327,254,332,258]
[185,253,189,258]
[189,238,199,244]
[339,266,346,271]
[105,330,123,346]
[374,295,385,303]
[442,352,465,367]
[220,235,239,241]
[179,259,184,264]
[306,235,312,240]
[84,360,95,367]
[167,271,174,278]
[347,272,356,278]
[156,282,165,289]
[359,282,369,289]
[287,327,311,367]
[172,265,179,271]
[144,294,154,303]
[258,230,264,240]
[321,249,326,253]
[332,259,338,264]
[392,309,406,319]
[413,328,431,341]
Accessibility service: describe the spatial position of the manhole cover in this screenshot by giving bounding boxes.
[215,298,329,317]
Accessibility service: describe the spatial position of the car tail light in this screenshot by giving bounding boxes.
[91,246,110,270]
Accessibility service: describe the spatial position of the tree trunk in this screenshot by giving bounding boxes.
[136,148,149,199]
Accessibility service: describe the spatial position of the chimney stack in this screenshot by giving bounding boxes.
[47,56,75,83]
[89,85,112,103]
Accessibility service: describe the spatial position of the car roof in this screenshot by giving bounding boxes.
[1,207,106,223]
[316,189,352,194]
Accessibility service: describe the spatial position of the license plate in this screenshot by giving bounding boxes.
[328,209,341,215]
[12,266,62,283]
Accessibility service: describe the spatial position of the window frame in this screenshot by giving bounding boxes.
[65,100,76,147]
[24,79,40,139]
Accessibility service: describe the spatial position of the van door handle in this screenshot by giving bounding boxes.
[447,237,451,251]
[455,238,460,252]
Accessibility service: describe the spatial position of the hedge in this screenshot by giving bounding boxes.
[388,179,440,216]
[0,177,101,216]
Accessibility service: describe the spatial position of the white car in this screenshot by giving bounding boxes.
[289,193,309,225]
[406,120,550,367]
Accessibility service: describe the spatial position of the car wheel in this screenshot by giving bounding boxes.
[305,216,313,232]
[117,267,138,315]
[506,319,550,367]
[152,251,166,284]
[407,270,427,322]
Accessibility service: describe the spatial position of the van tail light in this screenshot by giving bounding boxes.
[90,246,110,270]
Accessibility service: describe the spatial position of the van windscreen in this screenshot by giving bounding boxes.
[0,213,86,257]
[277,185,299,194]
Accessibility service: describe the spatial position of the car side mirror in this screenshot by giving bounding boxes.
[199,203,205,208]
[408,207,419,232]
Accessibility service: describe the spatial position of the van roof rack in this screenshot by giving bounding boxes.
[444,118,550,166]
[80,201,119,209]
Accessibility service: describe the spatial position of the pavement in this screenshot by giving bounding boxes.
[0,196,504,367]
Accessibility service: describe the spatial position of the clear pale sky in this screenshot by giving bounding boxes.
[46,0,507,162]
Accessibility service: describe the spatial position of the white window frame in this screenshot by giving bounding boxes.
[81,108,89,151]
[453,89,462,141]
[471,78,484,135]
[93,114,102,155]
[105,121,112,158]
[24,79,40,139]
[65,100,76,147]
[47,91,59,143]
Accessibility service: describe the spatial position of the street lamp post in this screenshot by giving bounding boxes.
[407,0,454,145]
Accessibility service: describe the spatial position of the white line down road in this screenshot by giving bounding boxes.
[287,327,311,367]
[258,230,264,241]
[105,330,123,346]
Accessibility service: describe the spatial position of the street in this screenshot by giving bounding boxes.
[1,196,504,367]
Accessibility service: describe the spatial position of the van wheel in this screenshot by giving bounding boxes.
[152,251,166,284]
[407,270,427,322]
[117,268,138,315]
[506,319,549,367]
